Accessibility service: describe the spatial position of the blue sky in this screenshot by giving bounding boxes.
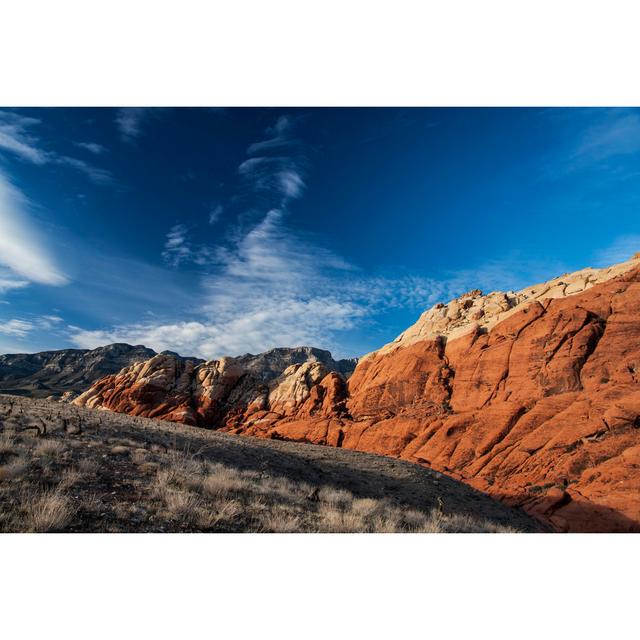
[1,107,639,359]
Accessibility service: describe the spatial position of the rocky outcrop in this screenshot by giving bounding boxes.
[74,347,356,429]
[74,255,640,532]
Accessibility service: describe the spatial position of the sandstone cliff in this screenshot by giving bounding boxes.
[75,255,640,531]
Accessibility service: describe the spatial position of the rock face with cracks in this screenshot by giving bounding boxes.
[75,347,354,431]
[75,255,640,532]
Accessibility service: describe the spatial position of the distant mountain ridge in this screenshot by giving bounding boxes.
[0,344,162,398]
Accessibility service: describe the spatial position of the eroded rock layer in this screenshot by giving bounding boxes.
[75,256,640,531]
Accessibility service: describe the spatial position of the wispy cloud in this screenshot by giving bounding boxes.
[55,156,112,185]
[574,109,640,163]
[70,241,563,359]
[73,115,366,356]
[0,319,33,337]
[0,110,112,184]
[73,209,564,360]
[238,157,306,201]
[76,223,350,352]
[0,315,64,339]
[162,224,191,267]
[38,315,64,329]
[593,235,640,267]
[115,108,155,141]
[208,204,223,225]
[246,115,300,155]
[74,141,105,155]
[0,170,69,290]
[239,115,306,205]
[0,111,47,164]
[0,267,29,294]
[161,224,215,268]
[70,115,568,360]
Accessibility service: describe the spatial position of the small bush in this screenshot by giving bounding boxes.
[34,439,66,459]
[24,489,75,532]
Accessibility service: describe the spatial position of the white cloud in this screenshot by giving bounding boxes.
[0,110,112,184]
[0,315,66,349]
[36,315,64,330]
[246,115,299,155]
[239,116,306,204]
[161,224,191,267]
[115,108,153,141]
[0,171,69,288]
[238,156,306,202]
[72,206,370,357]
[0,266,29,294]
[0,111,47,164]
[71,202,557,360]
[209,204,223,225]
[575,109,640,162]
[55,156,112,185]
[161,224,216,268]
[69,241,568,360]
[0,319,34,337]
[74,141,105,155]
[279,168,305,198]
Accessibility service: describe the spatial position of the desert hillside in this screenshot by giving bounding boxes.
[0,343,171,399]
[0,395,537,532]
[72,255,640,532]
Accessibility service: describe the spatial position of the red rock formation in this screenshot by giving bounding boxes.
[75,256,640,532]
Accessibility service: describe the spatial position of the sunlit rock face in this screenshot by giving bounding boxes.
[76,255,640,532]
[74,347,355,429]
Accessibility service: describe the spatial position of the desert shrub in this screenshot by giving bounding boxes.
[318,486,353,507]
[258,510,302,533]
[201,465,246,496]
[196,498,243,529]
[24,489,75,532]
[58,467,82,491]
[34,439,66,459]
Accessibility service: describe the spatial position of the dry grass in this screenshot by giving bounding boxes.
[23,489,75,532]
[0,457,29,482]
[77,457,99,475]
[58,467,82,491]
[34,439,66,458]
[202,465,247,496]
[0,395,531,533]
[0,432,15,456]
[259,510,302,533]
[151,455,519,533]
[164,489,201,518]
